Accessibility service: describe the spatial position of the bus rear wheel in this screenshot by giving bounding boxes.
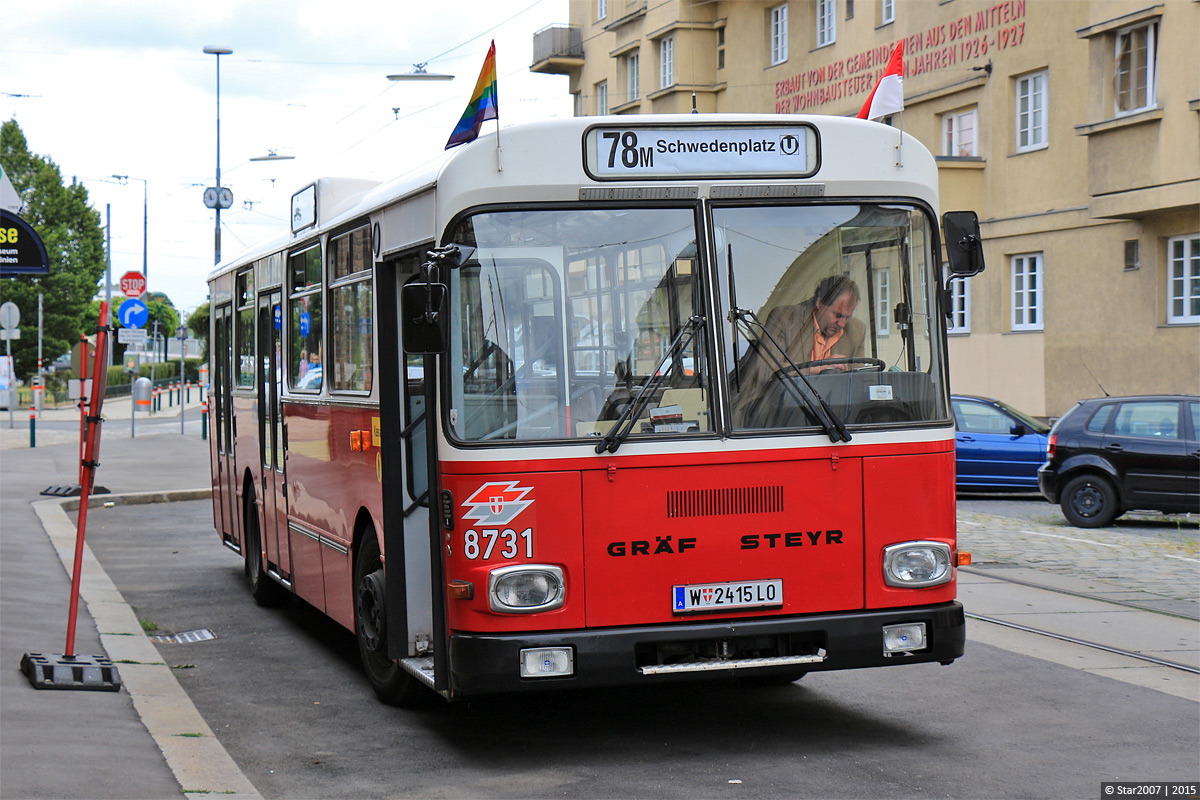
[354,528,423,707]
[244,494,286,607]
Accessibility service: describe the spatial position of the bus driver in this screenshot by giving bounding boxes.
[733,274,865,426]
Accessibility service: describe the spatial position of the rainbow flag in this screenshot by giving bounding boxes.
[445,40,498,149]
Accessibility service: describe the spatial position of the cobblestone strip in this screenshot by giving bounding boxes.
[958,510,1200,603]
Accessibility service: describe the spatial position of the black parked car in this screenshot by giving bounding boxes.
[1039,395,1200,527]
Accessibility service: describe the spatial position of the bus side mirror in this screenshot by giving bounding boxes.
[943,211,985,277]
[401,283,449,354]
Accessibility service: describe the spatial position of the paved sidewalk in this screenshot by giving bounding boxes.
[1,392,206,451]
[0,411,257,799]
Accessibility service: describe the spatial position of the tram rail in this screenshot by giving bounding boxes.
[961,565,1200,675]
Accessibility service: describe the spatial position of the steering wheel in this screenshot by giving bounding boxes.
[776,357,886,376]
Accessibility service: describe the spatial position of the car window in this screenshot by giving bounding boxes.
[1190,402,1199,441]
[995,400,1050,434]
[953,400,1014,434]
[1112,401,1180,440]
[1085,404,1114,434]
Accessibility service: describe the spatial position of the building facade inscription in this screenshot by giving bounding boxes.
[774,0,1028,115]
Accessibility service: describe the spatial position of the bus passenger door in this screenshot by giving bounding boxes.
[379,252,441,687]
[213,304,238,545]
[257,291,290,579]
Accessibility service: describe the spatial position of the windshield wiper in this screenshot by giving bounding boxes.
[597,315,704,454]
[730,307,851,443]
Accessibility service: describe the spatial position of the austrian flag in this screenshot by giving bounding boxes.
[857,41,905,121]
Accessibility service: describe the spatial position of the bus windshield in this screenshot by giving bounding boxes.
[445,202,948,444]
[718,203,947,431]
[448,207,705,443]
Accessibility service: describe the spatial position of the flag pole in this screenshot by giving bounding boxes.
[896,111,904,168]
[495,120,503,172]
[494,43,502,172]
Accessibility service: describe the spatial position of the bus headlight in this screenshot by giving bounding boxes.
[882,542,952,588]
[488,565,565,613]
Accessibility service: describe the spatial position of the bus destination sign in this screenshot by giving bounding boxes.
[584,124,819,180]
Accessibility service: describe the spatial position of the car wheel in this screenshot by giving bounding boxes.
[1060,474,1120,528]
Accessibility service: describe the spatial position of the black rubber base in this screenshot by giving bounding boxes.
[20,652,122,691]
[40,484,110,497]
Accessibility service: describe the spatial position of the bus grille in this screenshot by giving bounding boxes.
[666,485,784,518]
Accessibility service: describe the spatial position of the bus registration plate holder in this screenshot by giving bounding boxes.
[672,579,783,614]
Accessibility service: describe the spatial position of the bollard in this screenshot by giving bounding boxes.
[168,383,174,408]
[186,381,191,403]
[29,408,36,448]
[201,401,208,441]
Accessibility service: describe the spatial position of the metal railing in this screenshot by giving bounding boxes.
[532,25,583,63]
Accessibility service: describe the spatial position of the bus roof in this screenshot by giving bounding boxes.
[209,113,938,283]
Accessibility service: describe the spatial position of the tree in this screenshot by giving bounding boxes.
[187,302,210,360]
[0,119,106,378]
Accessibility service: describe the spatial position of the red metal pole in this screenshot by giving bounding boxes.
[76,333,88,480]
[64,302,110,659]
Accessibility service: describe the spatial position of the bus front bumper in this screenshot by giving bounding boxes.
[448,601,965,696]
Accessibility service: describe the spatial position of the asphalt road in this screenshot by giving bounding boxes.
[85,499,1199,800]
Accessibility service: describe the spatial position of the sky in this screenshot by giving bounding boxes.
[1,0,572,317]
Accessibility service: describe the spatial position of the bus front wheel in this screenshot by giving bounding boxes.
[354,528,423,707]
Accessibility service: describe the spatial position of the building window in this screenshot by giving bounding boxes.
[881,0,894,25]
[947,277,971,333]
[597,0,607,21]
[1167,234,1200,324]
[770,4,788,65]
[1115,22,1157,115]
[717,25,726,70]
[817,0,836,47]
[625,52,640,102]
[596,81,608,115]
[942,107,977,157]
[659,36,674,88]
[1011,253,1044,331]
[875,269,890,335]
[1016,71,1048,152]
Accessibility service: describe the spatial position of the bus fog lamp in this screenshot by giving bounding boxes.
[488,565,565,613]
[883,622,927,654]
[519,647,574,678]
[883,542,952,587]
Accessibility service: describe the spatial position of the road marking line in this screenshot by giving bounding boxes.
[1018,530,1121,548]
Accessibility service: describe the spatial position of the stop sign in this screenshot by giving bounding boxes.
[120,270,146,297]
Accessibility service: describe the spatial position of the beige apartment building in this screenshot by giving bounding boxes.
[531,0,1199,417]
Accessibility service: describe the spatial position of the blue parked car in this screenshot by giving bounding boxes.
[951,395,1050,492]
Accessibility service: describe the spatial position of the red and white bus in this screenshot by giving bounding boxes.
[207,114,985,705]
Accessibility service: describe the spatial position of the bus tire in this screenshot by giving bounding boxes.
[244,494,286,607]
[354,528,423,707]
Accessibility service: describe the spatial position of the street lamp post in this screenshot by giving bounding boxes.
[111,175,147,283]
[203,46,233,267]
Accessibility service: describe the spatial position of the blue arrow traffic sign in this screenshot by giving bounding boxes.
[119,298,150,329]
